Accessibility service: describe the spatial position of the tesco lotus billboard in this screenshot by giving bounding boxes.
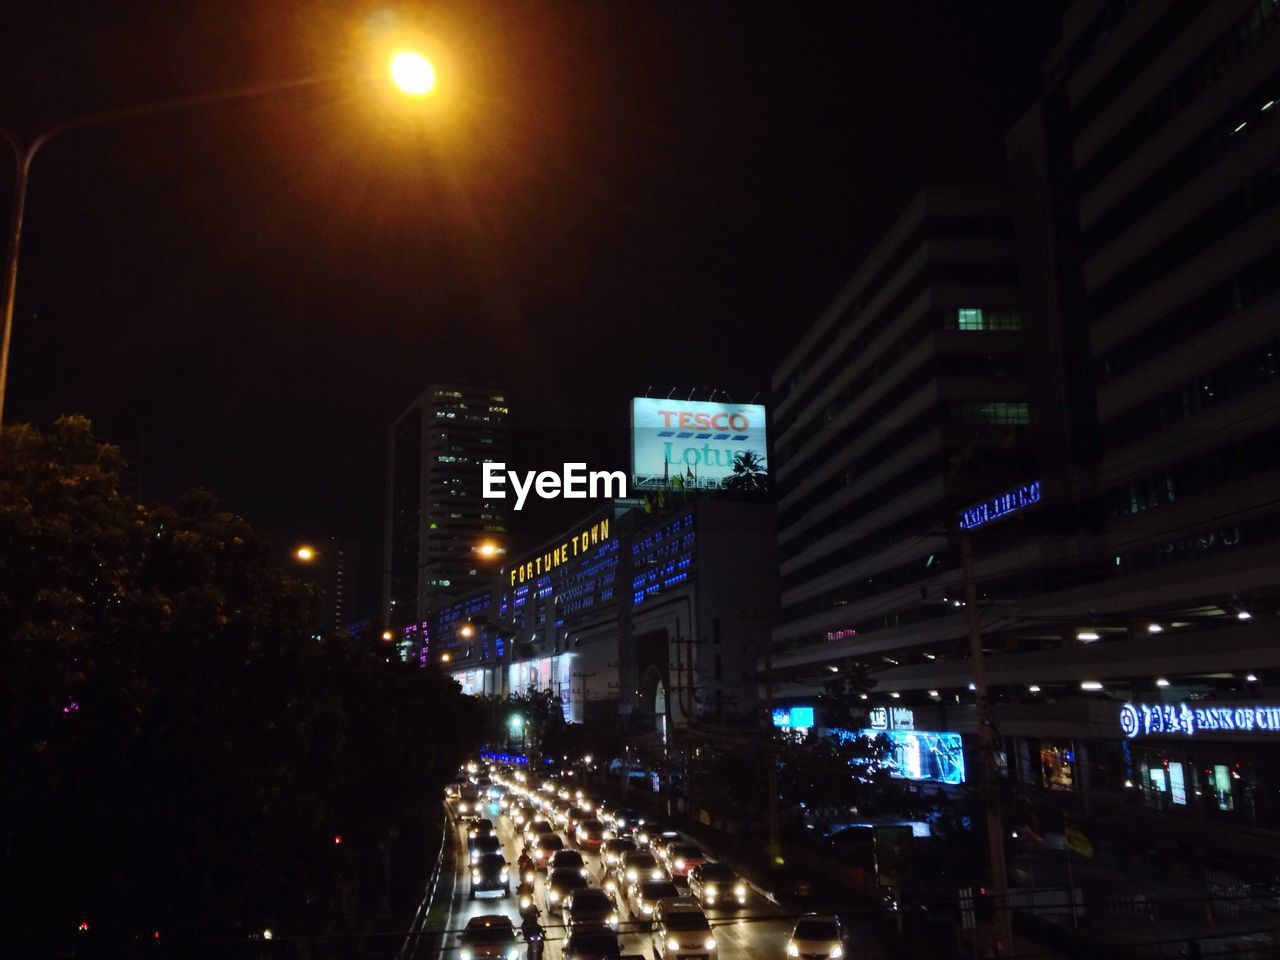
[631,398,768,491]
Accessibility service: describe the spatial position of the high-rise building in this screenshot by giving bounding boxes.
[767,0,1280,844]
[769,182,1032,671]
[382,385,510,626]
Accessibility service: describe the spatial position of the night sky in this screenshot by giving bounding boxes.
[0,1,1058,617]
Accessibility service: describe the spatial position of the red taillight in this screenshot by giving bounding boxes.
[333,834,344,845]
[78,921,89,932]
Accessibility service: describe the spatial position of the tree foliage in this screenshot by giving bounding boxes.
[0,416,481,948]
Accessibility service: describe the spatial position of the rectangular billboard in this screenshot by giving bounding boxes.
[631,398,768,491]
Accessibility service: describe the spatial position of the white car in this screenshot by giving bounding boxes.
[652,898,716,960]
[786,914,846,960]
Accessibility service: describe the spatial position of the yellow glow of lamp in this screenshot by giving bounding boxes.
[390,50,436,96]
[294,546,316,562]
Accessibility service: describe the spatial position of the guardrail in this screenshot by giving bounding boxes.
[397,806,450,960]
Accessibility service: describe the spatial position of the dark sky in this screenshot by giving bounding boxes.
[0,1,1059,617]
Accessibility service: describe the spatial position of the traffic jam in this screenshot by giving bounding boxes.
[441,761,868,960]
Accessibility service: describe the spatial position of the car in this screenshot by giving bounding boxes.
[457,784,481,815]
[576,818,607,849]
[531,833,566,871]
[567,806,593,833]
[456,914,521,960]
[601,838,637,869]
[468,818,496,839]
[687,863,747,907]
[636,824,677,850]
[546,867,590,915]
[469,834,502,864]
[619,850,665,887]
[524,818,555,844]
[445,781,465,800]
[786,914,846,960]
[611,809,645,836]
[470,852,511,899]
[653,898,716,960]
[627,879,680,923]
[563,888,620,930]
[549,849,590,878]
[563,927,622,960]
[511,803,536,828]
[667,844,706,879]
[650,832,684,863]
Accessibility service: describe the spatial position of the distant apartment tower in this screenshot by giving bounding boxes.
[382,385,511,626]
[769,183,1031,667]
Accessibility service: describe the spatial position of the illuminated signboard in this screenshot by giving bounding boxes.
[958,481,1041,530]
[869,706,916,731]
[1120,701,1280,738]
[631,398,768,490]
[838,728,966,785]
[773,706,815,729]
[506,516,611,587]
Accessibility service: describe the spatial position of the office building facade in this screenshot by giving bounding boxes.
[382,385,511,626]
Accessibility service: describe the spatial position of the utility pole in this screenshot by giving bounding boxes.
[959,532,1014,954]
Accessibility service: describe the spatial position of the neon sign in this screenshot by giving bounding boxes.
[958,481,1041,530]
[773,706,815,729]
[1120,701,1280,738]
[869,706,915,731]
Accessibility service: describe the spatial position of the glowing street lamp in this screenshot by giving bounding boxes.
[509,714,525,751]
[390,50,436,96]
[381,629,394,642]
[294,545,317,562]
[460,623,475,639]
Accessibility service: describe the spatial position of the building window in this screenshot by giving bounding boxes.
[1041,742,1075,791]
[950,307,1023,331]
[948,401,1031,425]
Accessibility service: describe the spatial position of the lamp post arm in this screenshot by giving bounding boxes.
[0,71,340,431]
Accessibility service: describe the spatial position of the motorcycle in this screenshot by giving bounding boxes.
[516,881,539,918]
[521,912,545,960]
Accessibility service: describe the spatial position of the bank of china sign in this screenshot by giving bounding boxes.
[1120,701,1280,738]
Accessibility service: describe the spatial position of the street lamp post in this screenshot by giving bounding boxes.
[0,48,436,431]
[509,714,525,754]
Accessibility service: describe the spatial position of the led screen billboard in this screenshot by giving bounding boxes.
[631,398,768,491]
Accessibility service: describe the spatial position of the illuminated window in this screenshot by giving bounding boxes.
[950,307,1022,331]
[1040,743,1075,791]
[949,402,1031,425]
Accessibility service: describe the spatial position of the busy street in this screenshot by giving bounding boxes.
[436,763,881,960]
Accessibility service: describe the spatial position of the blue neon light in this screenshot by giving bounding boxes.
[958,481,1041,530]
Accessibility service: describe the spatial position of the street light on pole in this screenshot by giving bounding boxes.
[0,47,437,431]
[509,714,525,753]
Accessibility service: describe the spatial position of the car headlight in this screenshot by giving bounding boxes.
[734,884,747,898]
[460,950,472,960]
[507,950,520,960]
[579,868,589,877]
[525,871,535,884]
[500,869,509,881]
[459,803,468,813]
[470,852,479,863]
[642,903,654,914]
[608,913,618,929]
[705,887,717,900]
[667,938,681,952]
[627,869,637,881]
[472,869,480,881]
[829,946,843,959]
[605,879,617,892]
[787,943,799,958]
[652,869,664,880]
[549,891,560,902]
[705,938,717,951]
[674,859,685,870]
[520,896,532,909]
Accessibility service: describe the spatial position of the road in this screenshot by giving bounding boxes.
[432,793,886,960]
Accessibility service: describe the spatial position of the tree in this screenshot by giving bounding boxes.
[0,416,481,949]
[723,450,768,493]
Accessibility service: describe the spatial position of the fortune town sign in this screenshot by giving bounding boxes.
[506,517,611,587]
[1121,701,1280,738]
